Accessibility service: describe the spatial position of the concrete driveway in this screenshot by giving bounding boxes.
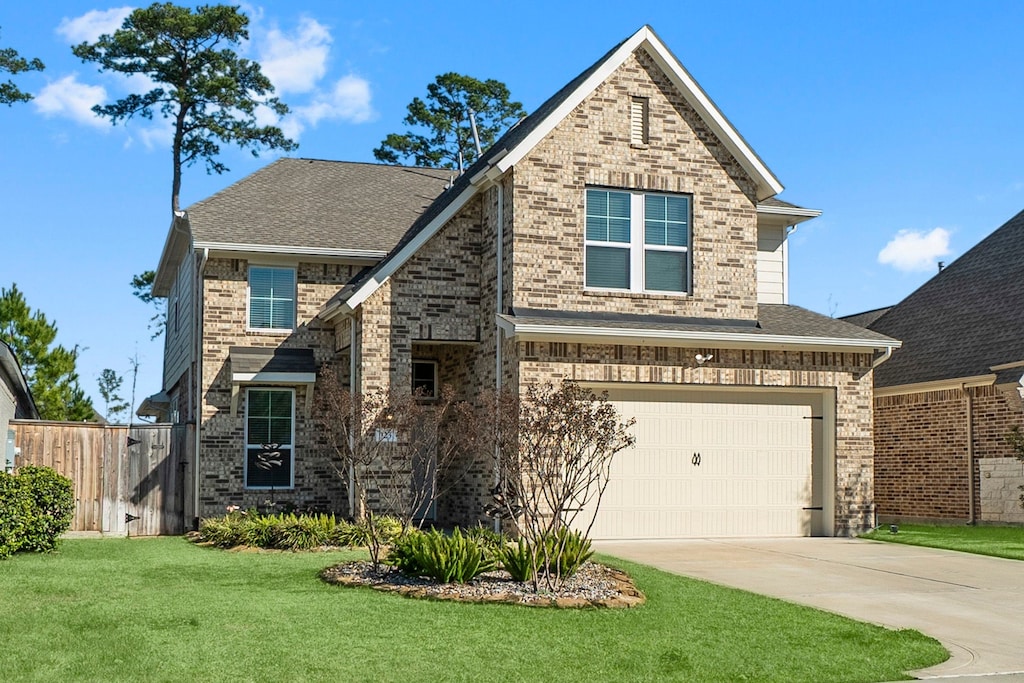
[595,537,1024,681]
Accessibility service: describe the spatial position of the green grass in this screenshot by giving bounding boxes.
[862,523,1024,560]
[0,538,945,682]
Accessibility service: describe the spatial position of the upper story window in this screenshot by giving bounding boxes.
[585,188,691,294]
[248,266,295,331]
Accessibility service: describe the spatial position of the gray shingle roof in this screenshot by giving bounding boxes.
[869,208,1024,387]
[500,304,897,346]
[229,346,316,375]
[186,159,451,253]
[839,306,892,330]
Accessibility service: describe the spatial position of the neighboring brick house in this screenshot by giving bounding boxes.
[150,25,899,537]
[849,209,1024,525]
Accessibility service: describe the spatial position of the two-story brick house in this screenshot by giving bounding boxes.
[150,26,899,537]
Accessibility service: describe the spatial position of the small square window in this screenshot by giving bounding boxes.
[249,266,296,331]
[411,360,437,399]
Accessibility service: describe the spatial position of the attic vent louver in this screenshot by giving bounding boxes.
[630,96,649,145]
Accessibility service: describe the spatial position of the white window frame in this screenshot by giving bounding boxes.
[247,265,296,332]
[243,387,295,490]
[584,188,691,294]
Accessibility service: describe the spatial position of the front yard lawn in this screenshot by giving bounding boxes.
[862,523,1024,560]
[0,538,945,682]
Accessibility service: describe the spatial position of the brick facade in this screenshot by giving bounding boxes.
[875,384,1023,523]
[195,258,357,517]
[347,46,879,535]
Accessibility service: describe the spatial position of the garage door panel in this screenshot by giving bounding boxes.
[578,390,815,540]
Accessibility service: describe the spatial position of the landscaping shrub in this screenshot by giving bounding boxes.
[277,513,336,550]
[332,515,404,549]
[0,466,75,558]
[0,472,31,559]
[17,465,75,552]
[387,527,495,583]
[498,537,534,582]
[498,528,594,583]
[463,523,506,561]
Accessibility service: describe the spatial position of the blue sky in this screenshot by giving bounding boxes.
[2,1,1023,415]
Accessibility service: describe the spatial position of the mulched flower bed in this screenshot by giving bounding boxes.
[320,560,645,608]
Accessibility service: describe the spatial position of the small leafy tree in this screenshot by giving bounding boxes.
[314,367,485,568]
[491,381,634,591]
[97,369,130,423]
[0,27,44,106]
[73,2,297,213]
[373,72,526,171]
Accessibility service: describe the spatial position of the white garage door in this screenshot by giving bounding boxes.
[577,388,815,539]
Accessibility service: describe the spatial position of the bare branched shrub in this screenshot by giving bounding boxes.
[314,366,485,567]
[1006,425,1024,509]
[490,381,635,590]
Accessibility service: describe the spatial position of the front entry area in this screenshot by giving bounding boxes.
[577,387,832,540]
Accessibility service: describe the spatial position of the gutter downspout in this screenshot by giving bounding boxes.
[349,319,356,519]
[493,182,504,534]
[872,346,895,369]
[963,383,976,524]
[192,247,208,527]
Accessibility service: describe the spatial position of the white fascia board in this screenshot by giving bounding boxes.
[875,374,997,397]
[232,372,317,384]
[756,204,822,218]
[493,26,784,200]
[344,184,479,311]
[499,317,901,353]
[193,241,386,262]
[153,212,191,298]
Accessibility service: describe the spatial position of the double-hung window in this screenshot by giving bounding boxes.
[248,266,296,331]
[585,188,691,293]
[244,388,294,489]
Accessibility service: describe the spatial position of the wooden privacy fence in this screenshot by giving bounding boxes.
[10,421,194,536]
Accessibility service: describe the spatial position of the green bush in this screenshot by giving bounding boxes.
[0,472,31,559]
[498,528,594,583]
[0,466,75,559]
[198,515,245,548]
[332,515,404,549]
[463,523,506,561]
[240,514,281,548]
[277,513,336,550]
[498,537,534,582]
[17,466,74,552]
[387,527,495,583]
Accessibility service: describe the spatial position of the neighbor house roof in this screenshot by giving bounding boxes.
[0,340,38,420]
[497,304,899,353]
[839,306,892,330]
[868,208,1024,388]
[153,159,451,295]
[322,24,790,320]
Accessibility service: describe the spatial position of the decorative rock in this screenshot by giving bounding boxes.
[320,560,645,609]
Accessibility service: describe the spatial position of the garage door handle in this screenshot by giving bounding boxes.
[691,452,701,466]
[802,506,823,510]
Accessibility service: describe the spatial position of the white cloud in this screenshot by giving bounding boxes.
[57,7,134,44]
[259,17,332,94]
[297,74,374,125]
[878,228,952,272]
[33,75,108,128]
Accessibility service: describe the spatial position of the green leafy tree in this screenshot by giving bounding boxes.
[0,285,94,421]
[131,270,165,339]
[72,2,297,213]
[0,27,44,106]
[373,72,526,170]
[97,369,130,423]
